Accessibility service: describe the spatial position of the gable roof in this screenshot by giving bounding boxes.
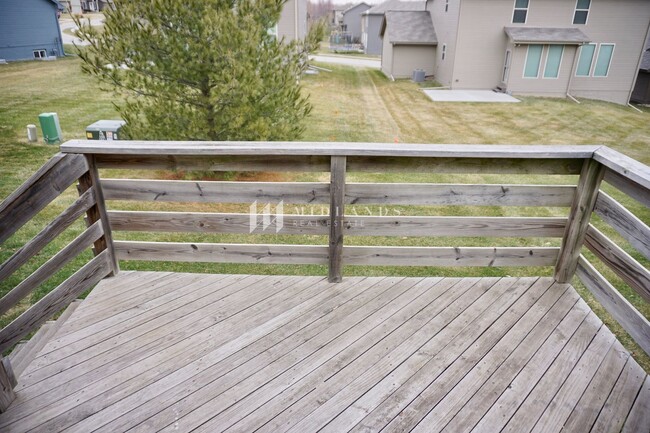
[504,27,590,45]
[381,11,437,46]
[363,0,425,16]
[343,2,371,15]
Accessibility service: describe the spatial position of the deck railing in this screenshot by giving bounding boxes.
[0,141,648,408]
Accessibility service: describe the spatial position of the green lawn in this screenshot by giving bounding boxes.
[1,56,649,369]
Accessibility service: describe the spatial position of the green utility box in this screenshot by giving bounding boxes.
[85,120,126,141]
[38,113,63,144]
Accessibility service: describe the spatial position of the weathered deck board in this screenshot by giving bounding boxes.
[0,273,646,433]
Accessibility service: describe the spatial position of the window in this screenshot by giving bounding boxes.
[442,44,447,60]
[445,0,449,12]
[524,44,543,78]
[576,43,595,76]
[33,49,47,59]
[594,44,614,77]
[543,45,564,78]
[573,0,590,25]
[512,0,529,24]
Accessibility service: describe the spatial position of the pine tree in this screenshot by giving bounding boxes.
[74,0,323,141]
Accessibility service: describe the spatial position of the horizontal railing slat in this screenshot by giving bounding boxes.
[94,154,583,174]
[96,155,331,172]
[103,180,575,207]
[0,153,89,244]
[594,191,650,261]
[109,211,328,235]
[603,169,650,209]
[345,216,566,237]
[114,241,558,267]
[343,246,559,267]
[0,250,111,354]
[0,221,104,316]
[108,211,566,238]
[345,184,575,206]
[347,157,583,175]
[114,241,328,264]
[102,180,330,204]
[0,188,96,284]
[584,225,650,303]
[0,154,65,214]
[576,256,650,356]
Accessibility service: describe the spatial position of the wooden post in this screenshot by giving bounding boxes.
[554,158,604,283]
[0,356,15,412]
[78,155,119,276]
[329,156,346,283]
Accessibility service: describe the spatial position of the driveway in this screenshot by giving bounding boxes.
[59,17,104,46]
[310,55,380,69]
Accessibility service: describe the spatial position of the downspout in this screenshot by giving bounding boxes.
[295,0,299,40]
[566,43,581,103]
[449,0,463,89]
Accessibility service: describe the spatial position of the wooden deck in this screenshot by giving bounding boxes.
[1,272,648,433]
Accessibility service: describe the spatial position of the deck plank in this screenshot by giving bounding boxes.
[363,281,573,433]
[0,273,645,433]
[318,278,552,433]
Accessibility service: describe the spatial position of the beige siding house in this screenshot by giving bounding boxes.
[381,0,650,104]
[277,0,308,41]
[380,11,437,78]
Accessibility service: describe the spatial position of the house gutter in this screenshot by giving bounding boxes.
[295,0,299,39]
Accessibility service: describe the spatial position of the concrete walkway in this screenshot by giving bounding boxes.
[423,89,520,103]
[59,18,104,46]
[310,55,380,69]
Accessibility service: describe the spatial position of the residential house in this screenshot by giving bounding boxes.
[381,11,437,78]
[631,34,650,104]
[330,8,345,30]
[0,0,65,61]
[342,3,371,43]
[362,0,425,55]
[380,0,650,105]
[273,0,308,41]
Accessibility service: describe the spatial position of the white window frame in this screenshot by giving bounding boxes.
[593,43,615,78]
[543,45,564,79]
[512,0,529,24]
[523,44,543,79]
[573,0,590,25]
[575,43,596,77]
[33,49,47,59]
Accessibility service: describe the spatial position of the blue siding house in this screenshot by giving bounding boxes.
[0,0,64,61]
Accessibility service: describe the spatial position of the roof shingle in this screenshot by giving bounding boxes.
[504,27,591,45]
[381,11,437,45]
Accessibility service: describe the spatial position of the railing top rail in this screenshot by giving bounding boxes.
[594,146,650,191]
[60,140,600,159]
